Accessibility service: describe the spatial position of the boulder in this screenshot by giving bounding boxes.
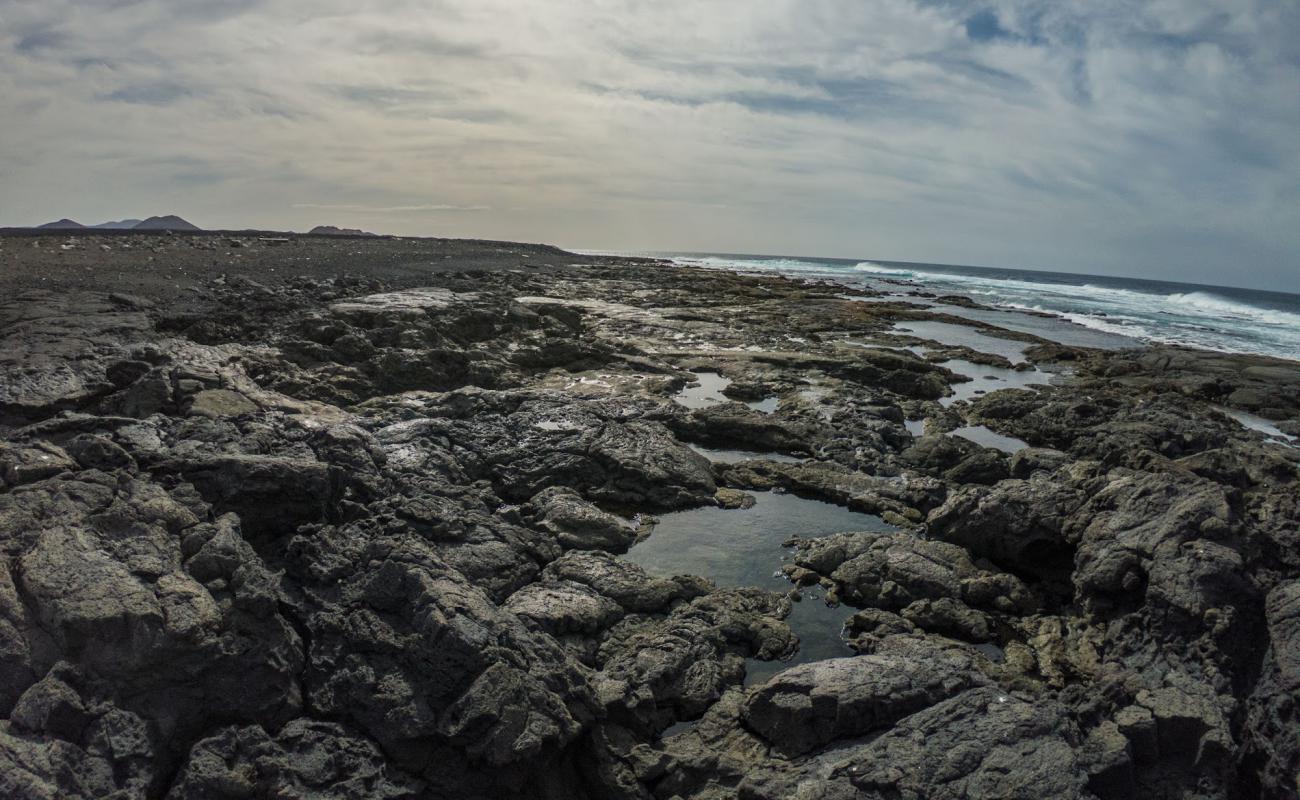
[742,654,987,756]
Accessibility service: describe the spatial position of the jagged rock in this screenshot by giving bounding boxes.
[1242,580,1300,797]
[1134,686,1233,769]
[787,532,1035,617]
[1009,447,1071,478]
[165,454,338,536]
[289,533,599,793]
[831,687,1091,799]
[595,589,795,732]
[0,441,76,486]
[899,433,980,472]
[714,488,756,509]
[0,666,156,799]
[167,720,422,799]
[542,550,707,613]
[527,486,637,552]
[0,293,154,423]
[677,402,819,454]
[2,247,1298,799]
[186,388,258,418]
[741,653,987,756]
[64,434,134,472]
[505,580,625,636]
[927,475,1088,581]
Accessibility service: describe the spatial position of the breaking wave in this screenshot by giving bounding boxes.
[667,253,1300,360]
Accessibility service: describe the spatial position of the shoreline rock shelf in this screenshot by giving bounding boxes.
[0,233,1298,799]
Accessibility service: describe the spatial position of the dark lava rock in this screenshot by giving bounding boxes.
[741,653,987,756]
[2,247,1299,799]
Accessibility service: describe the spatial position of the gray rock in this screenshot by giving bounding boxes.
[505,580,625,636]
[834,687,1090,799]
[789,532,1035,617]
[0,441,76,486]
[1243,580,1300,797]
[527,486,637,552]
[542,550,705,613]
[168,719,423,799]
[742,654,987,756]
[1009,447,1070,478]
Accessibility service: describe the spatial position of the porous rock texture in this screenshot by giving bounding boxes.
[1,234,1298,799]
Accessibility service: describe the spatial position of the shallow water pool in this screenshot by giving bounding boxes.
[1217,407,1299,448]
[673,371,779,414]
[949,425,1029,453]
[688,444,804,464]
[625,491,895,684]
[891,320,1030,362]
[674,371,732,409]
[939,359,1053,407]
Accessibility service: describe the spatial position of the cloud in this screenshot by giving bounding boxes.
[99,82,195,105]
[0,0,1297,290]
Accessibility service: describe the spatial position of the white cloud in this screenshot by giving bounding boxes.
[0,0,1296,289]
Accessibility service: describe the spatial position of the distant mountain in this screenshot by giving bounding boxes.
[92,219,143,230]
[310,225,378,237]
[37,219,86,229]
[132,215,201,231]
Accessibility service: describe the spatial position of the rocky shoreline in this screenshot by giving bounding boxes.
[1,233,1298,799]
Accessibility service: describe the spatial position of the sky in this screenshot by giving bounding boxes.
[1,0,1298,291]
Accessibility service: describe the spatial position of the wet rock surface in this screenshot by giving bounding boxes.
[2,232,1298,799]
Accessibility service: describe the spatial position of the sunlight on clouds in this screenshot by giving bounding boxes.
[0,0,1296,287]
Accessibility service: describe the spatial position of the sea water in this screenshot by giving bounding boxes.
[663,253,1300,361]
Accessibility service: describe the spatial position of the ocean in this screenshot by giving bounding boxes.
[661,253,1300,361]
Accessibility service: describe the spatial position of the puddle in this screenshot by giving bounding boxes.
[675,373,776,414]
[674,372,731,410]
[850,341,928,356]
[1216,407,1298,447]
[625,491,895,685]
[949,425,1029,454]
[929,303,1136,351]
[891,320,1030,362]
[904,419,926,437]
[939,359,1053,407]
[689,444,804,464]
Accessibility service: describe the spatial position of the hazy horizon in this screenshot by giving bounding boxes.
[2,1,1297,292]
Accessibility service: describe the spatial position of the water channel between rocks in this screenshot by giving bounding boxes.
[938,359,1053,407]
[625,491,897,688]
[890,320,1031,362]
[1217,406,1299,448]
[673,371,778,413]
[688,444,804,464]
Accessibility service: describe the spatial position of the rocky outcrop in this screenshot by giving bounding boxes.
[741,653,987,756]
[2,249,1298,799]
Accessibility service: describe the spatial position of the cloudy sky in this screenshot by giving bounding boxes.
[1,0,1297,290]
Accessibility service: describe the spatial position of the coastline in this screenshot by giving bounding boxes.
[659,252,1300,362]
[2,232,1298,798]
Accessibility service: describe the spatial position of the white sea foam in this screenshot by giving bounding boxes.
[1167,291,1300,328]
[679,256,842,275]
[669,254,1300,359]
[853,262,914,277]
